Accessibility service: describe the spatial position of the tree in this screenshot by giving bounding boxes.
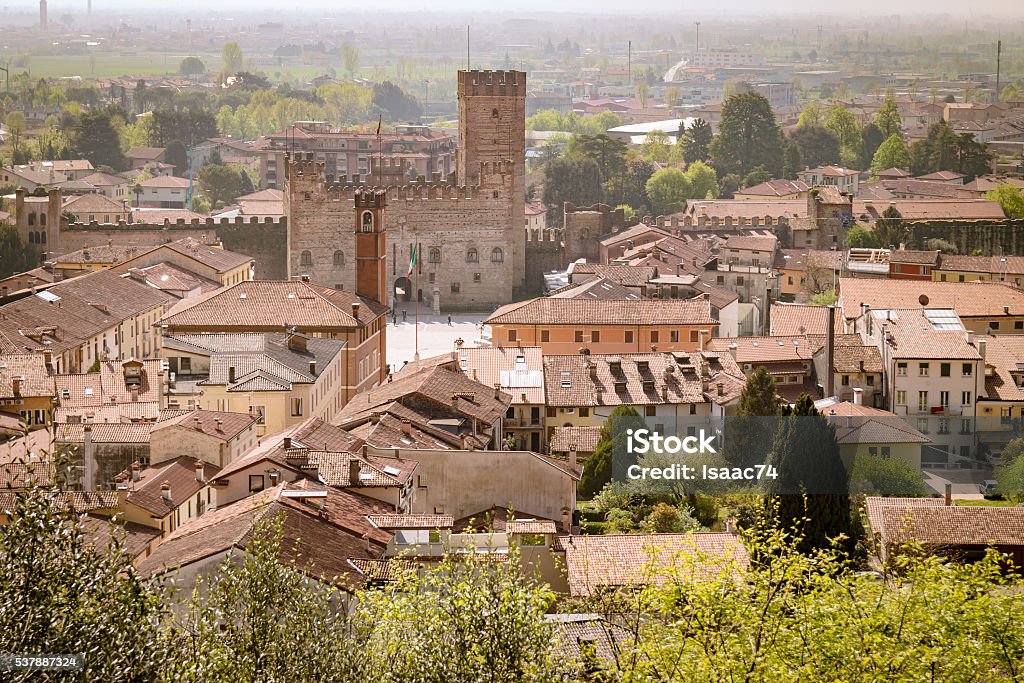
[782,141,803,180]
[849,454,928,496]
[0,488,167,682]
[741,166,773,189]
[373,81,420,121]
[873,205,908,249]
[685,161,719,200]
[179,56,206,77]
[874,94,902,138]
[198,164,244,208]
[789,125,841,168]
[579,405,642,499]
[341,43,359,78]
[3,111,28,165]
[568,134,628,198]
[825,104,862,167]
[859,122,886,170]
[797,101,826,128]
[986,183,1024,219]
[638,130,672,164]
[870,133,910,174]
[681,118,713,164]
[763,394,853,556]
[645,167,691,215]
[0,223,38,277]
[709,92,784,178]
[644,502,703,533]
[847,224,878,248]
[718,173,742,199]
[72,111,126,170]
[542,157,603,227]
[635,81,649,108]
[164,141,187,178]
[221,42,244,76]
[726,367,780,468]
[622,158,654,214]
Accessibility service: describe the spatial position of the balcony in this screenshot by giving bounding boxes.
[504,418,543,429]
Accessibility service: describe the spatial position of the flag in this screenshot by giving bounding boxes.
[406,245,417,278]
[375,114,382,137]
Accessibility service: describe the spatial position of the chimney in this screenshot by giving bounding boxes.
[11,376,22,396]
[400,420,412,435]
[717,382,724,396]
[194,461,204,482]
[193,416,202,431]
[351,302,360,319]
[161,481,171,501]
[853,387,863,405]
[965,330,974,345]
[944,482,952,506]
[283,436,292,450]
[228,366,236,383]
[131,461,141,482]
[43,350,53,370]
[83,423,94,491]
[825,305,836,398]
[569,446,577,471]
[215,417,223,432]
[129,385,139,402]
[561,506,571,532]
[349,457,361,486]
[727,342,738,359]
[978,339,987,360]
[1004,305,1010,315]
[494,383,501,400]
[308,360,317,376]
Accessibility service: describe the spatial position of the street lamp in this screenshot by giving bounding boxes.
[422,79,430,123]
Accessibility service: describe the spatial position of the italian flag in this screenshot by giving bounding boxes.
[407,246,417,278]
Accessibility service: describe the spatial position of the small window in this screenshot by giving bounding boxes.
[962,363,972,376]
[473,273,481,283]
[333,250,345,267]
[508,329,517,342]
[249,475,265,493]
[919,363,929,376]
[428,247,441,263]
[491,247,504,263]
[575,330,584,343]
[625,330,634,343]
[897,362,907,376]
[842,375,850,386]
[290,398,303,417]
[1016,321,1023,330]
[450,282,460,294]
[645,406,656,417]
[300,250,313,267]
[466,248,479,263]
[990,321,1001,331]
[670,330,680,343]
[590,330,600,343]
[361,211,374,231]
[491,107,500,119]
[541,330,550,343]
[651,331,660,343]
[579,407,590,417]
[940,363,950,377]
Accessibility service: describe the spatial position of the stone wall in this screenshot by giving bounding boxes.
[524,227,566,295]
[563,202,625,264]
[907,219,1024,255]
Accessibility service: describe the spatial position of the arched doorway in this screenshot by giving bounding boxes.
[394,277,412,302]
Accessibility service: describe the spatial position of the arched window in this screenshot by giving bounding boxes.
[39,231,46,244]
[40,214,46,227]
[491,108,500,119]
[491,247,504,263]
[579,229,588,240]
[361,211,374,232]
[333,250,345,267]
[28,213,35,226]
[28,232,36,244]
[428,247,441,264]
[300,250,313,266]
[466,248,479,263]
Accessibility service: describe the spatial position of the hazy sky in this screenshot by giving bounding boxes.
[5,0,1024,16]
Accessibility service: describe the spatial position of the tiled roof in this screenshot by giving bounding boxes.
[802,165,861,178]
[126,147,165,160]
[853,199,1006,221]
[936,254,1024,275]
[0,354,53,399]
[139,175,189,189]
[55,359,164,407]
[599,224,672,250]
[543,353,706,407]
[79,514,161,558]
[978,335,1024,402]
[301,450,415,488]
[721,234,778,252]
[342,410,469,450]
[769,303,843,336]
[79,171,127,187]
[485,297,715,326]
[62,193,127,214]
[549,425,603,453]
[878,505,1024,547]
[54,402,161,424]
[568,264,658,289]
[151,409,257,442]
[160,280,387,330]
[839,278,1024,320]
[454,347,545,404]
[872,309,982,360]
[121,456,219,517]
[161,237,253,274]
[0,460,55,488]
[54,423,153,444]
[547,277,641,301]
[366,514,454,529]
[830,415,930,445]
[826,335,884,373]
[135,262,220,295]
[710,336,814,364]
[0,491,118,514]
[54,244,137,265]
[736,179,809,197]
[138,482,393,588]
[507,519,558,535]
[555,532,750,596]
[889,249,940,265]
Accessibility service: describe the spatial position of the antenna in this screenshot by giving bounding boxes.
[467,25,470,71]
[628,40,632,86]
[996,39,1002,101]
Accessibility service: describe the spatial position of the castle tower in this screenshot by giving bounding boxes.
[354,190,387,307]
[456,70,527,292]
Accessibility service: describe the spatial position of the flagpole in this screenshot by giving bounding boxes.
[414,243,420,361]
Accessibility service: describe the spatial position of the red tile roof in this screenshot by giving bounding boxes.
[485,297,716,326]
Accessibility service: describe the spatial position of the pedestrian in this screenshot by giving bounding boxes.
[447,314,452,326]
[402,310,407,322]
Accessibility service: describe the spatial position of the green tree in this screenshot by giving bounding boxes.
[764,394,853,556]
[870,133,911,174]
[635,81,650,108]
[0,223,39,277]
[874,94,902,138]
[797,101,826,128]
[859,122,886,170]
[643,502,703,533]
[72,111,126,170]
[0,488,166,682]
[179,56,206,77]
[645,167,691,215]
[741,166,773,189]
[782,140,803,180]
[681,118,713,164]
[987,183,1024,219]
[4,111,28,164]
[568,133,628,185]
[789,125,841,168]
[726,367,781,468]
[341,43,360,78]
[718,173,742,199]
[709,92,784,178]
[849,454,929,496]
[873,205,908,249]
[542,157,603,227]
[221,42,244,76]
[825,104,861,152]
[847,224,878,248]
[198,164,244,208]
[638,129,672,163]
[684,161,719,200]
[579,405,642,499]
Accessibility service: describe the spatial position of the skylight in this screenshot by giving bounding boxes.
[383,465,401,477]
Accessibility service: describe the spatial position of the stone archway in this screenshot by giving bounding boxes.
[394,277,413,302]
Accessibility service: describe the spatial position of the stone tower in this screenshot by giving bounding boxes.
[39,0,47,29]
[457,70,527,292]
[354,190,387,307]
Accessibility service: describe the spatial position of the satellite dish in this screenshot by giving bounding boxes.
[919,294,929,307]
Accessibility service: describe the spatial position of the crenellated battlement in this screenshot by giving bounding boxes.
[64,216,286,231]
[524,227,565,244]
[458,70,526,97]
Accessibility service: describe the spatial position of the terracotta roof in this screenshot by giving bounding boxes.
[568,264,658,289]
[777,248,843,272]
[160,280,387,331]
[736,178,809,197]
[549,425,603,453]
[54,423,153,444]
[769,303,843,336]
[507,519,558,534]
[875,167,913,179]
[137,481,393,589]
[801,165,861,178]
[721,234,778,252]
[79,513,162,558]
[0,459,55,488]
[853,199,1006,221]
[0,354,53,399]
[139,175,190,189]
[710,336,814,364]
[127,147,166,161]
[343,410,469,450]
[839,278,1024,320]
[135,262,220,295]
[822,334,884,374]
[547,277,642,301]
[936,254,1024,275]
[151,409,257,442]
[366,514,454,529]
[877,504,1024,548]
[159,237,253,273]
[871,309,982,360]
[62,193,127,215]
[485,297,715,327]
[830,414,930,445]
[916,170,965,182]
[301,450,416,488]
[54,244,137,265]
[79,171,128,187]
[554,532,750,596]
[120,456,219,517]
[454,347,545,404]
[543,353,706,407]
[0,490,118,514]
[889,249,941,265]
[864,496,945,533]
[55,359,164,407]
[978,335,1024,402]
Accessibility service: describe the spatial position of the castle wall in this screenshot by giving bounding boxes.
[524,228,566,295]
[563,202,625,265]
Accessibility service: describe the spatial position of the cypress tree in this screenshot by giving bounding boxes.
[726,367,780,468]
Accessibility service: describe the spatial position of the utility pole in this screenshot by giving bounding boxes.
[996,40,1002,102]
[695,21,700,53]
[0,63,8,96]
[627,40,631,86]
